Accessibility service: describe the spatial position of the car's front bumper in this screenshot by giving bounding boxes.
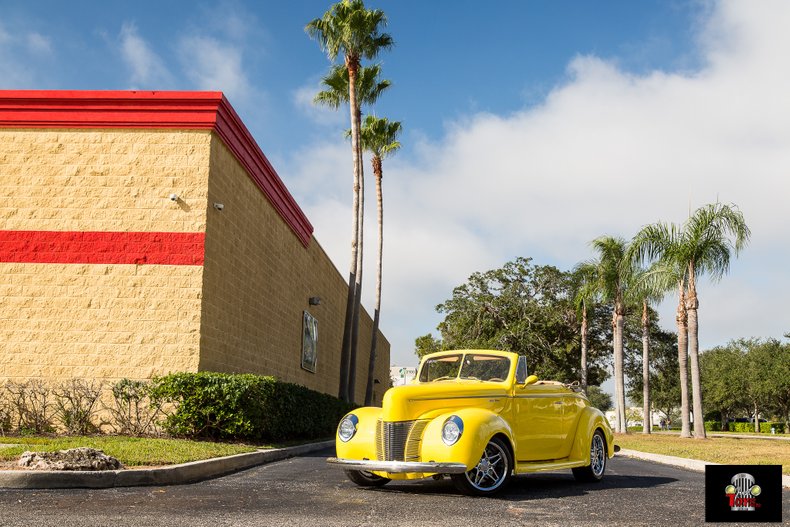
[326,457,468,474]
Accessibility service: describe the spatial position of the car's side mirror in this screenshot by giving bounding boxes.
[523,375,538,387]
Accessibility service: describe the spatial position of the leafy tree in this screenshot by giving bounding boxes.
[414,334,443,359]
[586,386,613,412]
[359,115,402,405]
[745,339,788,432]
[306,0,393,402]
[700,342,749,429]
[589,236,638,433]
[430,257,610,384]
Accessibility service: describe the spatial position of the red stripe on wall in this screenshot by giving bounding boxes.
[0,231,205,266]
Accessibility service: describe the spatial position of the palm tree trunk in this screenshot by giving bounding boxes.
[341,55,362,403]
[348,104,365,404]
[614,304,627,434]
[642,299,651,435]
[580,302,588,394]
[685,264,706,439]
[676,280,691,438]
[364,156,384,405]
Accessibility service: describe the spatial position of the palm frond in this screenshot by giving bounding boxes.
[359,115,403,158]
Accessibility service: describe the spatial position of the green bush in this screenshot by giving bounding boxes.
[704,421,722,431]
[760,422,786,434]
[150,372,354,441]
[728,421,757,433]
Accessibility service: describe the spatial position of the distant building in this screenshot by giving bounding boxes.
[605,407,667,430]
[390,366,417,386]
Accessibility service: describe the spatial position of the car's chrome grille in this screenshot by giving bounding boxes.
[376,419,429,461]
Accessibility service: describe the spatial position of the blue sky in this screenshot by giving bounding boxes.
[3,1,789,393]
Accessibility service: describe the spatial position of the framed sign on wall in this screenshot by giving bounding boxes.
[301,311,318,373]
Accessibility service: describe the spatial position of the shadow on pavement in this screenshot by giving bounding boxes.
[355,472,677,500]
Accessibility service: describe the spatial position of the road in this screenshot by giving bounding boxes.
[0,449,786,527]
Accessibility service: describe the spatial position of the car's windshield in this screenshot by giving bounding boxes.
[419,354,511,382]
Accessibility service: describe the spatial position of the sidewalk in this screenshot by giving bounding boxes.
[0,440,333,489]
[616,449,790,489]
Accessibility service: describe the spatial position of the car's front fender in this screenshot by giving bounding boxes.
[334,406,382,462]
[420,407,513,470]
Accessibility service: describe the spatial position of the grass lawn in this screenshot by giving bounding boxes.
[614,433,790,475]
[0,436,261,466]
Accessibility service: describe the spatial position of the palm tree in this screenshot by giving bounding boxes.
[314,64,391,114]
[590,236,637,434]
[358,115,402,405]
[314,63,391,403]
[681,203,750,438]
[631,203,750,439]
[306,0,393,402]
[572,262,599,394]
[631,224,693,437]
[630,263,671,435]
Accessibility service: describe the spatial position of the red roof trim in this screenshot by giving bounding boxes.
[0,90,313,247]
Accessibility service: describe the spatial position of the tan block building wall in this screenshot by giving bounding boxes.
[0,125,390,404]
[200,136,390,404]
[0,129,209,381]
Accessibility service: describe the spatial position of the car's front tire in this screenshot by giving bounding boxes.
[451,436,513,496]
[344,469,391,487]
[572,429,607,483]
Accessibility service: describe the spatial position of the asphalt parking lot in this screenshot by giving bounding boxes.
[0,449,786,527]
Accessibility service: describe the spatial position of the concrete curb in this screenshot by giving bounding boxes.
[617,448,790,489]
[0,440,334,489]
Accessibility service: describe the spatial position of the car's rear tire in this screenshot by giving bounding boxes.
[572,429,607,483]
[344,469,391,487]
[451,436,513,496]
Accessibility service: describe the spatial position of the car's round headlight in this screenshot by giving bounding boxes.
[338,414,359,442]
[441,415,463,446]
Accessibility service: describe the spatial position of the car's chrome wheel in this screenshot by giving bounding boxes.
[451,436,512,496]
[590,432,606,477]
[572,429,607,483]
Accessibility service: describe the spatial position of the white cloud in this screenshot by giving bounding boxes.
[178,34,251,100]
[0,24,52,87]
[286,0,790,366]
[292,82,347,126]
[118,23,173,88]
[26,32,52,56]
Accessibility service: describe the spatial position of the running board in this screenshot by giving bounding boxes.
[515,459,587,473]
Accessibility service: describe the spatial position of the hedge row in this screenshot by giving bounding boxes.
[703,421,786,434]
[151,372,355,441]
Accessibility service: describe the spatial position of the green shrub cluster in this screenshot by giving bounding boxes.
[150,372,354,441]
[704,421,787,434]
[760,422,786,434]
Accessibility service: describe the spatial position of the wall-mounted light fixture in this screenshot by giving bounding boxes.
[308,296,322,306]
[213,202,224,211]
[169,193,179,202]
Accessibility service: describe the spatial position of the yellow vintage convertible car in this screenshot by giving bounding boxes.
[327,349,616,496]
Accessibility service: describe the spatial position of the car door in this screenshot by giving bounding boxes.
[512,383,565,462]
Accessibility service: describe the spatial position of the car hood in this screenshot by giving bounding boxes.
[381,380,509,422]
